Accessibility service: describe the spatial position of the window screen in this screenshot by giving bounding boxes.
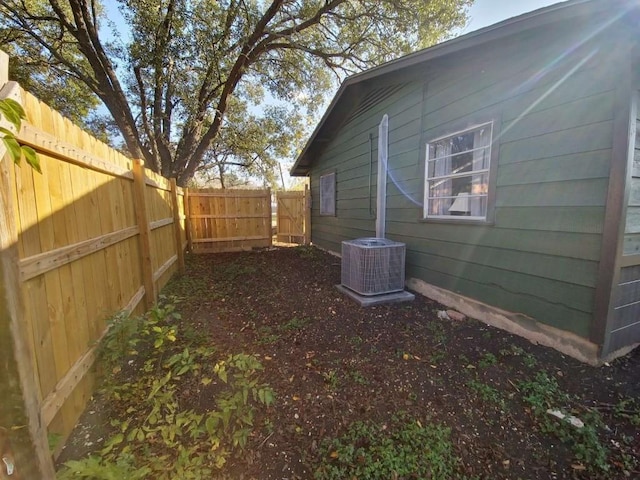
[319,172,336,216]
[424,122,492,220]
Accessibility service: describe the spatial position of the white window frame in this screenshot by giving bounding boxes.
[423,122,493,221]
[319,171,336,216]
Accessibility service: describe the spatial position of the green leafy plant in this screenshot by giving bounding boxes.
[467,379,505,410]
[295,245,319,259]
[349,369,368,385]
[314,414,460,480]
[614,398,640,426]
[426,321,448,344]
[322,369,339,390]
[519,372,609,472]
[280,316,309,331]
[256,325,280,344]
[58,298,275,479]
[478,352,497,368]
[0,98,39,172]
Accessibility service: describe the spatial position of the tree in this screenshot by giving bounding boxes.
[0,0,471,186]
[194,103,306,189]
[0,4,102,131]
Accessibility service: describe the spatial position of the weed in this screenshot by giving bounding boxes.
[263,418,274,434]
[295,245,319,259]
[478,352,497,368]
[349,369,369,385]
[349,335,363,346]
[166,274,208,298]
[467,379,505,410]
[314,413,459,479]
[58,298,275,479]
[257,326,280,345]
[280,316,309,331]
[614,398,640,426]
[215,262,257,282]
[426,321,448,344]
[323,369,339,390]
[519,372,609,473]
[522,353,537,368]
[430,351,446,364]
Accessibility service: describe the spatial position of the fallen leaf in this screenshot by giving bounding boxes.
[329,451,339,458]
[292,395,301,401]
[571,464,586,471]
[264,356,272,361]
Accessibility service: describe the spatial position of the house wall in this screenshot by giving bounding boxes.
[606,88,640,354]
[309,20,625,344]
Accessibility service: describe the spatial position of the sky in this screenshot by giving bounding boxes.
[464,0,563,32]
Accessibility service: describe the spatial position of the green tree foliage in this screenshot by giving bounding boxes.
[0,97,39,171]
[0,0,471,185]
[0,3,102,130]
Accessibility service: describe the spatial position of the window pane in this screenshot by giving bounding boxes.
[451,132,474,155]
[472,146,490,171]
[428,178,452,197]
[452,151,473,175]
[428,156,451,178]
[428,197,454,216]
[424,122,492,220]
[471,173,489,195]
[469,196,487,217]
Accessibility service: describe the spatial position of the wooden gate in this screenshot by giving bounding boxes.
[276,186,310,244]
[187,189,272,252]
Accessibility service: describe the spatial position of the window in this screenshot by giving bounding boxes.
[424,122,492,220]
[319,172,336,216]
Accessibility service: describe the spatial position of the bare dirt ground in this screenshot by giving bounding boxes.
[58,246,640,479]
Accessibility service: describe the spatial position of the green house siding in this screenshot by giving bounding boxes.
[310,81,424,253]
[310,21,628,340]
[606,89,640,353]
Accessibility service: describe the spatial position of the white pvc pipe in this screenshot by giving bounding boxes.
[376,114,388,239]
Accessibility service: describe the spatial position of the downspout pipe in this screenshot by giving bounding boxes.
[376,114,389,239]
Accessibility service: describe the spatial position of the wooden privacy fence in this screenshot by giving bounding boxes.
[187,188,272,252]
[0,52,186,477]
[276,186,311,244]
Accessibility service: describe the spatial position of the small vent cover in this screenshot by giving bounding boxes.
[341,238,406,296]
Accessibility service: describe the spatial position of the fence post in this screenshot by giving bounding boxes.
[132,159,156,308]
[0,51,56,477]
[267,188,273,247]
[304,184,311,245]
[184,188,192,252]
[170,179,185,273]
